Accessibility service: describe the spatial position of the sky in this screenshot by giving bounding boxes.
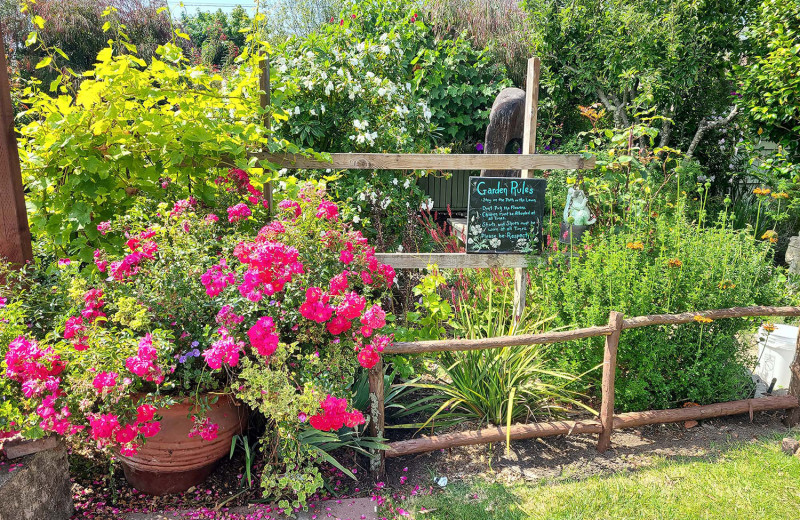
[166,0,258,16]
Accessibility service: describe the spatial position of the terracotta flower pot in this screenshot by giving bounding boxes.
[118,394,247,495]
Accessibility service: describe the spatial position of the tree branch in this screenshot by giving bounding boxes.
[685,106,739,160]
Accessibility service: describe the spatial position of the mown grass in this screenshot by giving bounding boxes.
[399,433,800,519]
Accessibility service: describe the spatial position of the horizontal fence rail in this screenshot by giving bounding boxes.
[258,152,595,171]
[384,395,798,458]
[371,305,800,473]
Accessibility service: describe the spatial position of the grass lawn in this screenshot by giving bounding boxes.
[398,433,800,519]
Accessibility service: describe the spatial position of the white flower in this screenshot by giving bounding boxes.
[421,198,434,211]
[403,179,411,189]
[397,244,404,252]
[378,87,387,97]
[324,81,334,95]
[381,197,392,209]
[310,108,317,116]
[392,178,399,185]
[352,215,361,223]
[320,104,326,114]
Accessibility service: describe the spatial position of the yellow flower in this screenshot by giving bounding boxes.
[753,187,772,196]
[667,258,683,268]
[762,322,776,332]
[717,280,736,290]
[626,241,644,250]
[693,315,713,324]
[761,230,778,243]
[771,192,789,199]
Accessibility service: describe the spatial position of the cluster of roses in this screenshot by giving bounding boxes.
[87,404,161,456]
[308,395,365,432]
[232,239,306,302]
[63,289,106,351]
[125,334,164,384]
[104,228,159,280]
[218,168,269,208]
[4,336,76,435]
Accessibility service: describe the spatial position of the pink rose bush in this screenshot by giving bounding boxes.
[1,183,394,503]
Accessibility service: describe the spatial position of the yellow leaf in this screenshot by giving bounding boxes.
[32,15,45,29]
[35,56,51,69]
[97,46,113,63]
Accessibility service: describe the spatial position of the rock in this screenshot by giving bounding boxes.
[2,435,59,460]
[0,441,73,520]
[787,235,800,275]
[684,420,699,429]
[481,87,526,177]
[781,437,800,455]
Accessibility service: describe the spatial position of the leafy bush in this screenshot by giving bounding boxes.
[529,204,792,412]
[1,186,396,507]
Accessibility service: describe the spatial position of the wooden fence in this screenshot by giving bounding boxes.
[367,305,800,475]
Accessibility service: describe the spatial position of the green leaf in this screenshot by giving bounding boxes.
[35,56,52,69]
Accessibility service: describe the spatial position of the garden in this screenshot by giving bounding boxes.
[1,0,800,519]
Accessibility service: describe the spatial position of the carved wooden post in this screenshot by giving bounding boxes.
[785,327,800,426]
[259,52,273,215]
[597,311,624,452]
[0,28,33,268]
[368,358,385,478]
[512,57,540,320]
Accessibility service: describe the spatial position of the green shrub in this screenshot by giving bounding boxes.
[529,206,792,412]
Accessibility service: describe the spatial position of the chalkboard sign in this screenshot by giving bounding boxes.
[466,177,546,253]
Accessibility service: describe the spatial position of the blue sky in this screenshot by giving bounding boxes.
[166,0,258,15]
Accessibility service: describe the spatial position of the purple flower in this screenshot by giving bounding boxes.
[475,142,484,152]
[298,412,307,423]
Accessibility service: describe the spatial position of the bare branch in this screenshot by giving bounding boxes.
[685,106,739,160]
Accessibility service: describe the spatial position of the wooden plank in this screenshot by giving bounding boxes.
[256,152,594,171]
[597,311,624,452]
[384,324,613,355]
[520,56,540,178]
[368,359,385,478]
[785,326,800,426]
[513,57,541,320]
[622,306,800,330]
[0,30,33,268]
[384,395,797,458]
[374,252,527,269]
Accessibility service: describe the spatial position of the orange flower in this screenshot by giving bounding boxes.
[667,258,683,268]
[626,241,644,250]
[693,315,713,324]
[771,192,789,199]
[717,280,736,290]
[753,187,772,196]
[761,230,778,243]
[762,322,776,332]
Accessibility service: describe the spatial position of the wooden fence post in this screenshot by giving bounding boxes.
[785,327,800,426]
[259,52,273,215]
[512,56,540,320]
[368,358,385,478]
[0,28,33,268]
[597,310,624,452]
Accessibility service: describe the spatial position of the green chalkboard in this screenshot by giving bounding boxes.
[466,177,546,253]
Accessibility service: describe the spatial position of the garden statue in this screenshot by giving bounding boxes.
[563,187,596,226]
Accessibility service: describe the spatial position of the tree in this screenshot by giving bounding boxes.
[522,0,755,157]
[736,0,800,160]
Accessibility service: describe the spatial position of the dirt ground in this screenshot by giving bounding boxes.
[384,410,795,490]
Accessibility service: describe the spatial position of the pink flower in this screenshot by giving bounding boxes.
[329,271,349,295]
[114,423,138,444]
[248,316,279,357]
[379,263,395,286]
[308,395,364,431]
[278,199,302,219]
[136,404,157,423]
[216,305,244,327]
[0,296,6,307]
[125,334,164,384]
[357,346,380,369]
[63,316,85,340]
[93,249,107,272]
[88,413,119,441]
[315,201,339,220]
[97,221,111,234]
[138,421,161,438]
[188,417,219,441]
[227,203,252,223]
[361,304,386,330]
[202,329,244,369]
[92,371,118,392]
[339,249,354,265]
[57,258,71,267]
[205,213,219,223]
[299,287,334,323]
[326,315,352,335]
[200,259,236,298]
[336,292,366,320]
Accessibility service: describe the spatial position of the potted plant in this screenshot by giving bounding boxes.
[0,176,394,505]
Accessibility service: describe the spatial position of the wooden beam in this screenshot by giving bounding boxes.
[368,359,385,478]
[384,395,798,458]
[513,56,541,320]
[257,152,594,171]
[622,306,800,330]
[597,311,623,452]
[374,253,527,269]
[785,326,800,426]
[384,324,613,355]
[0,29,32,267]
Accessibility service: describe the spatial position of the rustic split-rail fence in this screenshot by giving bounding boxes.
[1,45,799,479]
